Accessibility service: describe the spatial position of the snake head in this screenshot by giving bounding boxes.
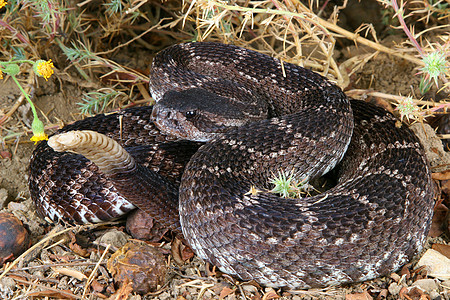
[151,88,265,142]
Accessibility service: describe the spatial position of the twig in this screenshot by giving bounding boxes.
[345,89,445,106]
[82,243,110,299]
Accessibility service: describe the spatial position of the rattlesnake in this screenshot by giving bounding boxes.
[29,42,434,289]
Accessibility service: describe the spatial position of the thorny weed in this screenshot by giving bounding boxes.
[269,169,310,198]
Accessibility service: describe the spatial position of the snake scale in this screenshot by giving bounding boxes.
[29,42,435,289]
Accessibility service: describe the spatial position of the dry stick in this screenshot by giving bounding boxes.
[345,89,445,106]
[210,1,424,66]
[82,243,110,299]
[437,134,450,139]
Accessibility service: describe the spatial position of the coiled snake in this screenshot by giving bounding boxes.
[29,42,434,289]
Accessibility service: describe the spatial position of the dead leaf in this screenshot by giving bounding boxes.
[429,203,448,237]
[219,286,236,299]
[262,289,279,300]
[398,286,409,299]
[171,237,185,265]
[376,289,388,299]
[0,150,11,159]
[68,231,89,257]
[126,209,169,241]
[431,243,450,259]
[181,244,195,261]
[404,287,430,300]
[399,264,411,280]
[107,280,133,300]
[345,290,372,300]
[91,279,105,293]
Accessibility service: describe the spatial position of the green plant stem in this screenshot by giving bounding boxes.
[11,76,38,120]
[0,60,35,68]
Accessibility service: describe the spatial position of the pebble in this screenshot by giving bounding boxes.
[241,284,258,293]
[0,277,15,290]
[388,282,402,295]
[7,202,27,211]
[412,279,439,293]
[98,229,128,249]
[57,276,69,290]
[157,292,171,300]
[429,291,440,300]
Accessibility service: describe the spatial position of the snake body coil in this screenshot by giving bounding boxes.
[29,42,434,289]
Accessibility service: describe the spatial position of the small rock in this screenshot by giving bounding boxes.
[157,292,171,300]
[388,282,402,295]
[126,209,168,242]
[429,291,440,300]
[57,276,69,290]
[0,277,15,290]
[416,249,450,280]
[7,202,27,211]
[412,279,439,293]
[98,229,128,249]
[241,284,258,293]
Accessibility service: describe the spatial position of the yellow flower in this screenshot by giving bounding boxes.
[30,132,49,144]
[0,1,7,9]
[34,59,54,81]
[0,69,3,80]
[30,118,48,144]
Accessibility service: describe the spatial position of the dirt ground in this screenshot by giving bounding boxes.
[0,8,450,300]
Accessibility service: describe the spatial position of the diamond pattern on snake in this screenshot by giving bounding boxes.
[29,42,434,289]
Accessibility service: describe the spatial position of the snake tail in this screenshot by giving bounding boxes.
[48,130,181,232]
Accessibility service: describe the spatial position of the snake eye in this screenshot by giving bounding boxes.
[185,110,196,119]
